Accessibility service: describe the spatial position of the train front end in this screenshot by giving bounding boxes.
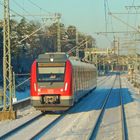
[30,53,73,111]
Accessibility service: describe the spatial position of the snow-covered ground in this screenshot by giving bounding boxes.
[121,75,140,140]
[36,76,116,140]
[0,74,140,140]
[0,89,30,106]
[15,89,30,101]
[0,106,40,137]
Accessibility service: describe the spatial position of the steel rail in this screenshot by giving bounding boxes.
[30,82,102,139]
[119,74,128,140]
[30,88,96,139]
[97,74,112,86]
[0,86,95,139]
[31,75,116,139]
[0,113,44,139]
[30,112,66,140]
[0,75,111,139]
[88,75,117,140]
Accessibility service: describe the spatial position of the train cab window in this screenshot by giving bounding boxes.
[37,63,65,82]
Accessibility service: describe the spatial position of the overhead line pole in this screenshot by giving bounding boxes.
[3,0,12,111]
[57,14,61,52]
[0,0,16,120]
[76,29,79,58]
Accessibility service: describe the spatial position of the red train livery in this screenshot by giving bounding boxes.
[30,52,97,111]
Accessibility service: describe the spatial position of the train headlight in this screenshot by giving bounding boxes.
[60,88,63,92]
[50,58,54,62]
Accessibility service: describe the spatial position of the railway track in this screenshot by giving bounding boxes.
[0,75,116,139]
[0,113,43,139]
[0,89,94,139]
[88,74,117,140]
[31,76,114,139]
[119,75,128,140]
[31,110,71,139]
[88,74,128,140]
[31,76,111,139]
[0,112,65,139]
[97,74,112,86]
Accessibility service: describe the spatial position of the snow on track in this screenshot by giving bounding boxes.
[0,74,140,140]
[121,76,140,140]
[0,106,40,137]
[39,76,116,140]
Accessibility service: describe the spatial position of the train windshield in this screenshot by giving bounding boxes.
[37,63,65,82]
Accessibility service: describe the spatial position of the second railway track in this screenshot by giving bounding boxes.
[88,74,128,140]
[88,74,117,140]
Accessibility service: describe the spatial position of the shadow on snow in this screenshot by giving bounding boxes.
[70,87,134,114]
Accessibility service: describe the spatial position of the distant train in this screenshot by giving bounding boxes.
[30,52,97,112]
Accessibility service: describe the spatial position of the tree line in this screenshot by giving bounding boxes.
[0,18,96,75]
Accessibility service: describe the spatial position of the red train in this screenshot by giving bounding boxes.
[30,52,97,112]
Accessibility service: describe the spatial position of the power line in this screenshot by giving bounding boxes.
[106,0,110,12]
[18,14,61,44]
[106,0,115,37]
[1,1,62,47]
[67,39,89,55]
[0,0,43,20]
[28,0,50,14]
[109,12,140,33]
[95,31,136,34]
[110,12,140,14]
[0,1,25,18]
[12,0,32,16]
[12,0,37,20]
[132,0,135,6]
[0,0,41,24]
[13,0,30,14]
[104,0,107,32]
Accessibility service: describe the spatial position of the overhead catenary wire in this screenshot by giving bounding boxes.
[0,1,37,48]
[126,6,130,34]
[12,0,37,21]
[17,14,60,44]
[124,5,140,54]
[106,0,115,37]
[12,0,31,15]
[132,0,135,6]
[28,0,51,14]
[15,77,30,89]
[0,0,61,45]
[0,0,25,19]
[0,0,43,21]
[109,12,140,33]
[67,39,90,55]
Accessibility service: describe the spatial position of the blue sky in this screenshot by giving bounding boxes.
[0,0,140,48]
